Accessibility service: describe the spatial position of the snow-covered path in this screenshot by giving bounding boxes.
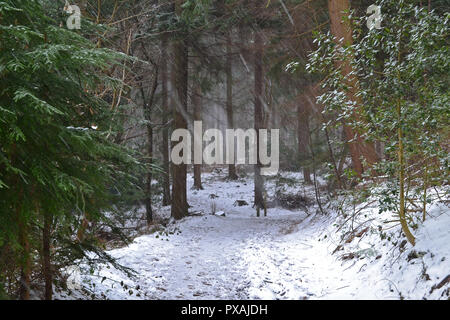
[113,213,308,299]
[79,173,327,299]
[79,172,358,300]
[69,172,449,300]
[88,210,315,299]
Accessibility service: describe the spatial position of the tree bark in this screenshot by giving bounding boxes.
[140,63,158,224]
[161,33,171,206]
[171,0,188,220]
[192,82,203,190]
[297,104,312,184]
[160,0,171,206]
[254,30,264,216]
[145,125,154,224]
[396,32,415,245]
[226,32,238,180]
[42,212,52,300]
[397,99,415,245]
[18,217,30,300]
[327,0,378,176]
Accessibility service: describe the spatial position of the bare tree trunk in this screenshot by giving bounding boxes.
[254,30,264,216]
[297,104,312,184]
[42,212,52,300]
[161,33,171,206]
[140,63,158,224]
[13,184,30,299]
[171,0,188,220]
[145,125,154,224]
[323,124,343,189]
[423,163,428,222]
[309,122,326,215]
[13,185,31,300]
[192,82,203,190]
[226,32,238,180]
[327,0,378,176]
[18,218,30,300]
[304,85,343,188]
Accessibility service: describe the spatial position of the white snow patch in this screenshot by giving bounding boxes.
[57,171,449,300]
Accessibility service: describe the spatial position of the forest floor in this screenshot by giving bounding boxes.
[57,170,449,300]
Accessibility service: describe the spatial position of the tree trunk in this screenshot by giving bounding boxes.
[18,217,30,300]
[138,38,159,223]
[14,186,30,300]
[42,212,52,300]
[327,0,378,176]
[397,99,415,246]
[297,104,312,184]
[192,82,203,190]
[145,124,154,224]
[148,66,160,223]
[171,0,188,220]
[141,66,158,224]
[226,32,238,180]
[161,33,171,206]
[254,30,264,216]
[422,163,428,222]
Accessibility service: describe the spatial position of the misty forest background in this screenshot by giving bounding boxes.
[0,0,448,300]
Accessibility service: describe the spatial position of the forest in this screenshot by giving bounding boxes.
[0,0,449,301]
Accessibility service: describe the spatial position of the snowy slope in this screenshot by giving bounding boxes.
[57,171,449,300]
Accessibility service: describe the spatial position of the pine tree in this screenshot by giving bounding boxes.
[171,0,189,220]
[327,0,378,176]
[0,0,142,298]
[307,0,449,243]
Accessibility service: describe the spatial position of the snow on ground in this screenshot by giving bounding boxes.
[58,170,449,300]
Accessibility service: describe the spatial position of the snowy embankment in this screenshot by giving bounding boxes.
[58,171,449,300]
